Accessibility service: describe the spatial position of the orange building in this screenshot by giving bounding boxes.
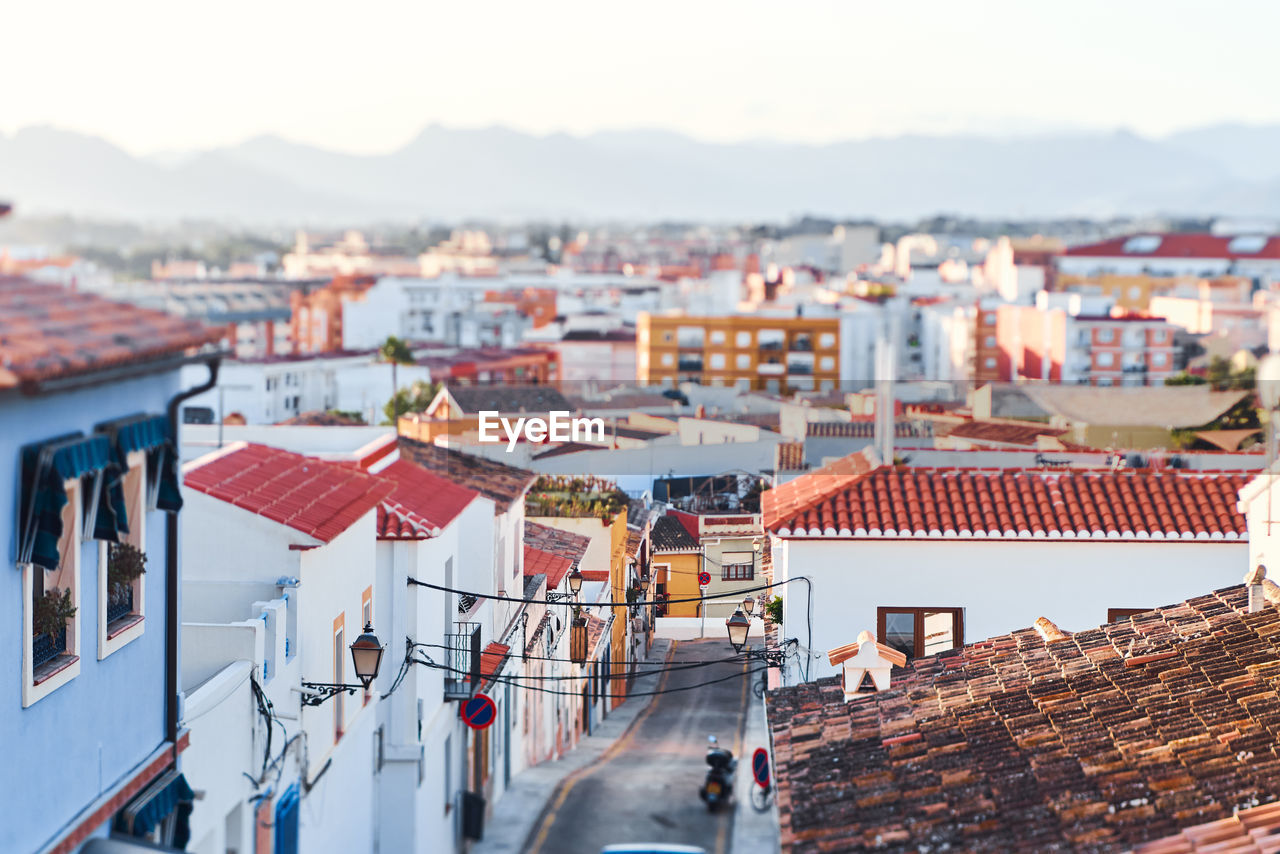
[484,287,557,328]
[288,274,376,353]
[637,312,839,392]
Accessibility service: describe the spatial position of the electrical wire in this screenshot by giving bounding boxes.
[405,651,780,682]
[409,640,769,670]
[417,656,772,699]
[407,574,802,607]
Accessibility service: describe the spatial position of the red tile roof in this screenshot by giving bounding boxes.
[1064,233,1280,260]
[185,443,392,543]
[373,459,480,533]
[397,437,535,514]
[478,642,510,687]
[0,275,222,390]
[942,419,1067,446]
[524,521,590,565]
[767,585,1280,853]
[1133,801,1280,853]
[523,545,573,590]
[768,464,1248,541]
[376,501,436,540]
[761,449,879,532]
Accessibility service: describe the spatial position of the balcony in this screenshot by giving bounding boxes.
[757,362,785,376]
[32,628,67,670]
[789,338,814,352]
[677,356,704,372]
[444,622,481,701]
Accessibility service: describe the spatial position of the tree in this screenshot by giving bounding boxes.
[378,336,415,420]
[382,380,440,426]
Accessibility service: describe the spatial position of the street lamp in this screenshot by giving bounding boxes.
[753,538,762,553]
[568,568,583,597]
[742,596,755,617]
[726,609,750,653]
[301,623,385,706]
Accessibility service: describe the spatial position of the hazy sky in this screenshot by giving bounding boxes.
[6,0,1279,156]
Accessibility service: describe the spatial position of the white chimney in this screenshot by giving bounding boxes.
[828,630,907,702]
[1246,564,1267,613]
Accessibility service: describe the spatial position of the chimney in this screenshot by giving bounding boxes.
[1246,564,1268,613]
[828,630,907,702]
[1034,616,1071,643]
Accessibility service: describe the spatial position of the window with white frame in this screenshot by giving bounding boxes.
[709,353,726,370]
[1098,327,1114,343]
[25,478,83,706]
[100,451,148,658]
[1152,352,1168,366]
[1097,352,1114,367]
[735,331,753,347]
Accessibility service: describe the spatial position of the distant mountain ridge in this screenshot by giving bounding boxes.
[2,123,1279,223]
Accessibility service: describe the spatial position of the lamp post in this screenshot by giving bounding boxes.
[742,596,755,617]
[548,567,583,603]
[301,622,385,706]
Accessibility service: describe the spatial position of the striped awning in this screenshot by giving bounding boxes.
[19,433,114,570]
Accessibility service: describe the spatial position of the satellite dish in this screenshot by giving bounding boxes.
[1259,355,1280,411]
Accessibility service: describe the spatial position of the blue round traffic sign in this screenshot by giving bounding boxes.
[752,747,770,788]
[461,693,496,730]
[698,571,711,587]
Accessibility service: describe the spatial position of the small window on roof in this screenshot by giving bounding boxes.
[1228,235,1268,254]
[1122,235,1162,254]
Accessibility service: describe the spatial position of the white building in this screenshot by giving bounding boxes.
[178,354,432,426]
[765,452,1251,682]
[181,443,391,854]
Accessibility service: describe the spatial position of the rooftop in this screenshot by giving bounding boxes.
[942,419,1068,446]
[523,546,573,590]
[650,515,700,553]
[0,275,222,391]
[767,464,1248,541]
[1065,233,1280,260]
[397,437,535,514]
[1020,386,1251,429]
[524,520,591,566]
[372,459,481,534]
[768,584,1280,853]
[185,443,392,543]
[806,420,933,438]
[445,384,573,414]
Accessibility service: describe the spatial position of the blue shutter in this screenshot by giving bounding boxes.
[274,784,301,854]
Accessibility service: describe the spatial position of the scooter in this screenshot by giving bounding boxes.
[699,736,736,812]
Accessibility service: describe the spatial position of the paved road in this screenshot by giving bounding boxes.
[525,639,756,854]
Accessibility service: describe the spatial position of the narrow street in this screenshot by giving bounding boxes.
[525,640,755,854]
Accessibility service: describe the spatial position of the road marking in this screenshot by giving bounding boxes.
[716,655,750,854]
[526,641,678,854]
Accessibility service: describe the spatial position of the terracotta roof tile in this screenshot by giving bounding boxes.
[523,545,573,590]
[942,419,1068,446]
[397,437,535,513]
[524,521,590,565]
[376,501,435,540]
[651,515,699,552]
[0,275,221,389]
[767,463,1248,541]
[768,585,1280,853]
[805,421,932,438]
[185,443,392,543]
[761,448,880,531]
[373,459,480,534]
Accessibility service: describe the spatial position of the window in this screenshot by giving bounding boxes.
[1097,328,1114,343]
[99,451,147,659]
[735,331,752,347]
[1107,608,1147,622]
[819,357,835,371]
[709,330,726,345]
[676,326,705,348]
[1154,329,1167,343]
[24,478,83,707]
[1152,352,1168,367]
[443,734,453,814]
[758,329,785,351]
[984,336,996,348]
[1128,285,1142,300]
[709,353,726,370]
[983,313,996,326]
[877,607,963,661]
[818,333,836,349]
[1097,352,1114,367]
[736,354,751,369]
[721,563,754,581]
[660,353,674,367]
[984,357,997,368]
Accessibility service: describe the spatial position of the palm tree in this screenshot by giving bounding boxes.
[378,335,415,420]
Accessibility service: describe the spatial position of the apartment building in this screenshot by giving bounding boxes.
[636,312,840,392]
[997,293,1178,386]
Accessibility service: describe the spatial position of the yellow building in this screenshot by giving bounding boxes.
[637,312,840,392]
[649,516,703,617]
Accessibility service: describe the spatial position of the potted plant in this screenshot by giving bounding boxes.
[108,542,146,612]
[33,588,76,640]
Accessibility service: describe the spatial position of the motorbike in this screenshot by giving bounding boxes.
[698,736,736,812]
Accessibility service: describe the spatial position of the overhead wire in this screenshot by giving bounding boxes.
[407,574,802,607]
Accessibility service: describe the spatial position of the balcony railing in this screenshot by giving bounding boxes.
[107,585,134,626]
[444,622,481,701]
[32,628,67,670]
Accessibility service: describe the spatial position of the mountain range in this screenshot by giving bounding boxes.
[2,123,1280,223]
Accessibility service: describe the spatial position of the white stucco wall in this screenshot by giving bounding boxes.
[776,537,1248,682]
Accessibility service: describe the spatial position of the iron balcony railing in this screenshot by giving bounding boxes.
[32,627,67,670]
[107,585,134,626]
[444,622,481,701]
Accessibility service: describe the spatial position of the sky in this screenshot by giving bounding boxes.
[5,0,1279,156]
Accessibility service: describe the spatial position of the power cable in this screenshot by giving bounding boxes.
[407,575,802,607]
[416,657,771,699]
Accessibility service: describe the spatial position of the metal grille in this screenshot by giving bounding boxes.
[444,622,481,700]
[32,628,67,669]
[106,585,134,625]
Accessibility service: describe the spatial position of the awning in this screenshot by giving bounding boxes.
[19,433,114,570]
[95,413,185,519]
[117,771,193,841]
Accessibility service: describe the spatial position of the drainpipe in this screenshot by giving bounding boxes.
[165,357,221,748]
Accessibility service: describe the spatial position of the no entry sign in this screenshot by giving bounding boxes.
[698,571,711,587]
[461,693,496,730]
[752,747,771,788]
